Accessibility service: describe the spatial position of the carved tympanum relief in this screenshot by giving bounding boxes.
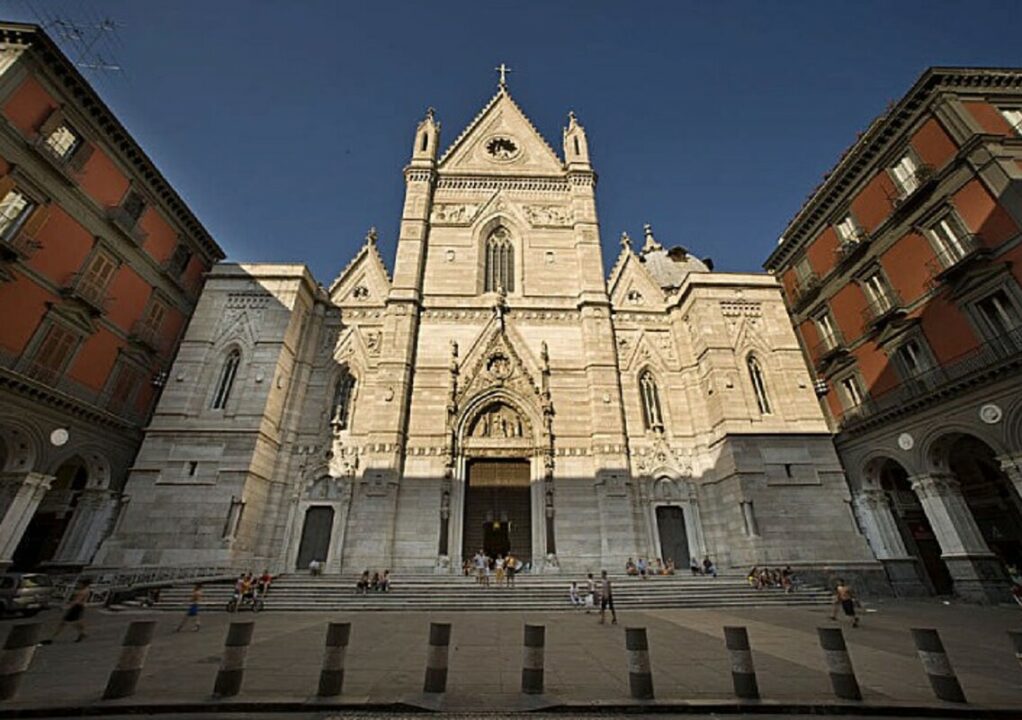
[471,402,525,438]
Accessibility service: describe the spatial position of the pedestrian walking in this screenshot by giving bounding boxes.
[176,584,203,632]
[598,570,617,625]
[829,578,860,628]
[585,572,596,614]
[41,579,91,644]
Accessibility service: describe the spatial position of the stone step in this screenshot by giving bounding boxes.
[154,573,830,611]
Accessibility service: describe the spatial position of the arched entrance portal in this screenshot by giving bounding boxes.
[12,457,87,570]
[877,459,952,594]
[462,459,531,564]
[947,435,1022,568]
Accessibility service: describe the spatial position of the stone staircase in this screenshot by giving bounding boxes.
[154,572,833,612]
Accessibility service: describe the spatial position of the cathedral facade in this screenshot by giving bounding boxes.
[96,82,880,584]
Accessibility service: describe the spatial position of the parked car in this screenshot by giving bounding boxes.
[0,573,53,616]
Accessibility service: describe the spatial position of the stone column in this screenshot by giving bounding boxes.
[996,454,1022,508]
[852,488,927,596]
[910,473,1009,603]
[50,488,118,567]
[0,472,53,568]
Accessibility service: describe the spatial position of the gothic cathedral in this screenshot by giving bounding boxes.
[96,79,879,585]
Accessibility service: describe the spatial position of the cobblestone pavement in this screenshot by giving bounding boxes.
[0,598,1019,713]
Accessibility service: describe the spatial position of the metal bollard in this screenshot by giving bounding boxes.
[625,627,654,700]
[423,622,451,694]
[521,624,544,695]
[911,628,966,703]
[103,620,156,700]
[724,626,759,699]
[817,627,861,701]
[0,623,40,701]
[213,621,255,698]
[317,622,351,697]
[1009,631,1022,672]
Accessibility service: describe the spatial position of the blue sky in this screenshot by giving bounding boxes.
[8,1,1021,280]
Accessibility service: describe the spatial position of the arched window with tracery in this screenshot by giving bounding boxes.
[211,348,241,409]
[484,225,514,293]
[639,369,664,431]
[331,369,357,429]
[747,354,771,415]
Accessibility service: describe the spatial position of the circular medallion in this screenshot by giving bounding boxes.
[979,403,1003,424]
[49,428,69,447]
[897,432,914,451]
[486,353,512,380]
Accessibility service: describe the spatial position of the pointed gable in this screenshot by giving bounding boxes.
[438,88,564,176]
[608,245,667,311]
[328,233,392,307]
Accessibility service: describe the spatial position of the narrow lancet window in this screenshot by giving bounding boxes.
[484,225,514,293]
[332,369,357,429]
[639,370,664,431]
[211,349,241,409]
[747,354,771,414]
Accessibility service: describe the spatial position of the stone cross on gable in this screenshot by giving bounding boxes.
[496,63,512,87]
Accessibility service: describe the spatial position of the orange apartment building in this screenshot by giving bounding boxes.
[765,67,1022,603]
[0,23,223,571]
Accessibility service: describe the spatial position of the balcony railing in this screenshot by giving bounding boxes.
[130,320,165,354]
[813,336,846,367]
[860,295,904,334]
[925,234,987,284]
[840,324,1022,430]
[835,231,871,267]
[791,271,822,308]
[62,273,109,313]
[892,164,936,207]
[23,359,62,387]
[0,348,147,425]
[0,231,41,260]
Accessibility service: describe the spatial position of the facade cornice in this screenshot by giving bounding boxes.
[0,368,143,433]
[434,175,570,193]
[765,66,1022,272]
[0,22,224,264]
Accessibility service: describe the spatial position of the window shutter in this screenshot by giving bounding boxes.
[85,253,117,289]
[35,324,77,370]
[21,202,49,236]
[66,141,94,173]
[37,107,64,138]
[0,176,15,200]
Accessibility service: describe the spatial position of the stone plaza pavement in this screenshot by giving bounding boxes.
[1,599,1020,715]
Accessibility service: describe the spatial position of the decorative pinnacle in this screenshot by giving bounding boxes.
[365,226,377,245]
[620,231,632,249]
[495,62,512,88]
[567,110,577,124]
[425,106,436,122]
[642,223,663,253]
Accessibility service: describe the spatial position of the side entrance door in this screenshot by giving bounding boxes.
[656,505,690,567]
[296,506,334,569]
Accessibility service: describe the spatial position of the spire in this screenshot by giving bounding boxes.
[563,109,591,169]
[641,223,663,254]
[411,106,440,165]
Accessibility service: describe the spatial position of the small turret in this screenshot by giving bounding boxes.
[411,106,440,165]
[563,110,591,169]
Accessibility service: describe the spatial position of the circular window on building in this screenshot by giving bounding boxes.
[485,136,520,161]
